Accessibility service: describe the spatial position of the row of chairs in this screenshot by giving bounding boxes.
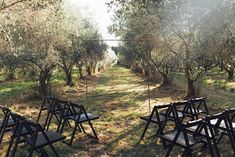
[140,97,235,156]
[36,97,99,144]
[140,97,208,140]
[0,97,99,157]
[160,109,235,157]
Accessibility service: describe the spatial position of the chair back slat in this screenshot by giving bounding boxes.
[68,102,84,121]
[36,96,55,123]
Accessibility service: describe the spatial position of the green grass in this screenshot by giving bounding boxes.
[0,80,34,102]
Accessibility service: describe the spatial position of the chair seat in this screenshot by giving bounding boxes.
[188,123,224,138]
[161,110,184,118]
[67,113,99,123]
[140,114,165,123]
[26,131,65,148]
[161,131,198,147]
[0,119,15,127]
[210,119,235,129]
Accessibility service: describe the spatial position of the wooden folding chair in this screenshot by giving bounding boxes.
[59,102,99,145]
[0,105,15,145]
[6,113,65,157]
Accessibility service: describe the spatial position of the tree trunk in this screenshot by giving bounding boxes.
[226,68,234,80]
[185,49,195,98]
[78,64,83,79]
[219,62,224,71]
[65,71,73,86]
[38,70,52,98]
[5,68,15,81]
[39,71,48,97]
[87,66,92,76]
[6,71,15,81]
[162,73,170,85]
[186,79,195,98]
[92,67,96,73]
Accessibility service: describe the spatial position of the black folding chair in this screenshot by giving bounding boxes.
[190,97,209,119]
[6,113,65,157]
[6,112,34,157]
[37,97,68,131]
[202,113,229,157]
[0,105,15,145]
[55,100,71,132]
[223,108,235,155]
[59,102,99,145]
[174,98,208,121]
[140,103,183,140]
[36,96,57,130]
[160,118,218,157]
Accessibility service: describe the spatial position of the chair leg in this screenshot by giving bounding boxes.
[56,116,64,132]
[0,128,6,144]
[5,135,15,157]
[69,122,78,145]
[46,113,54,131]
[212,137,220,157]
[183,147,193,157]
[87,121,99,140]
[10,133,21,157]
[182,149,187,157]
[158,121,167,136]
[36,109,43,123]
[140,121,151,140]
[165,143,174,157]
[228,131,235,156]
[59,119,67,134]
[43,111,51,130]
[27,147,34,157]
[49,144,59,157]
[66,121,72,128]
[0,120,6,145]
[39,148,49,157]
[79,124,86,134]
[207,139,216,157]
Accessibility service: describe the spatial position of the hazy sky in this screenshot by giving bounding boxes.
[65,0,119,46]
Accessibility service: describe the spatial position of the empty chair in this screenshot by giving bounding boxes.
[59,102,99,145]
[175,98,209,121]
[140,103,183,140]
[190,97,209,119]
[0,105,15,145]
[37,97,67,131]
[55,100,71,132]
[6,113,65,157]
[160,118,218,157]
[36,96,56,130]
[223,108,235,155]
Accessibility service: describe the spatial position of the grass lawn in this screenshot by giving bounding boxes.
[0,65,235,156]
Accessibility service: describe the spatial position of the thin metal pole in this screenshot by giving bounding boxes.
[147,65,151,113]
[85,48,88,109]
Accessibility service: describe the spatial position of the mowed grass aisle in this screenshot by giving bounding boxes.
[0,66,167,157]
[1,65,235,156]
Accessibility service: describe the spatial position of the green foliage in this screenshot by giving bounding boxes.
[108,0,235,97]
[213,80,227,90]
